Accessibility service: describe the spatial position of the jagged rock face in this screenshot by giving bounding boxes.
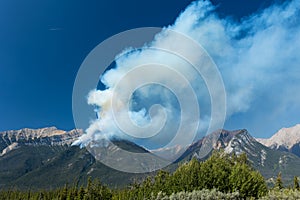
[178,129,300,181]
[175,129,244,161]
[256,124,300,157]
[184,129,263,162]
[223,129,259,155]
[0,127,83,155]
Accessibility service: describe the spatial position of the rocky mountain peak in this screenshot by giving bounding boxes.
[256,124,300,157]
[175,129,252,161]
[257,124,300,149]
[1,126,75,138]
[0,127,84,156]
[213,129,248,145]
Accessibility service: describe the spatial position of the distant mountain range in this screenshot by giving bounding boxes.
[179,129,300,183]
[0,126,299,189]
[0,127,148,189]
[256,124,300,157]
[0,127,82,156]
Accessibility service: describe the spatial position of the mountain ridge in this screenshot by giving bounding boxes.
[0,127,149,189]
[0,127,83,156]
[176,129,300,182]
[0,126,299,189]
[256,124,300,157]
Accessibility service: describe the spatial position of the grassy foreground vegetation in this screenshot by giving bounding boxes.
[0,151,299,199]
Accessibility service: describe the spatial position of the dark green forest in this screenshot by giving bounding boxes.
[1,151,299,200]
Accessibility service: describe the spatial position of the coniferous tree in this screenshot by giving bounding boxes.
[60,184,68,200]
[200,150,233,192]
[76,186,85,200]
[294,176,300,190]
[154,170,170,194]
[275,172,284,190]
[229,158,267,198]
[236,152,248,165]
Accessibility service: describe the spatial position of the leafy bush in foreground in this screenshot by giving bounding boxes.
[259,189,300,200]
[150,189,300,200]
[150,189,240,200]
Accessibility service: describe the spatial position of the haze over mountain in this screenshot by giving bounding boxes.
[256,124,300,157]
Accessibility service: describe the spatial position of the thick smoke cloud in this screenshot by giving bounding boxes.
[74,0,300,149]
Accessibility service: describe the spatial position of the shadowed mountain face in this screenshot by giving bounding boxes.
[0,127,299,189]
[0,127,149,189]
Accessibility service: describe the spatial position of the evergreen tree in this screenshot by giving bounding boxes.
[275,172,284,190]
[236,152,248,165]
[76,186,85,200]
[229,159,267,198]
[294,176,300,190]
[60,184,68,200]
[200,150,233,192]
[153,170,170,194]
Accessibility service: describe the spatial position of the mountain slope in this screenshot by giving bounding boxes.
[178,129,300,182]
[256,124,300,157]
[0,128,149,189]
[1,127,300,189]
[0,145,67,188]
[0,127,82,188]
[9,146,148,189]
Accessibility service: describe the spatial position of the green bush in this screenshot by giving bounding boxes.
[114,151,267,199]
[259,189,300,200]
[229,163,267,198]
[150,189,241,200]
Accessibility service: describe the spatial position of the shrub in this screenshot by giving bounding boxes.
[259,189,300,200]
[150,189,241,200]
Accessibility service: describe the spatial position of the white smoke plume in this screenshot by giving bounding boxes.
[74,0,300,149]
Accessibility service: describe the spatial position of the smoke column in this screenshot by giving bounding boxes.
[74,0,300,150]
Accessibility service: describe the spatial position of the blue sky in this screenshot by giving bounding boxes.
[1,0,296,139]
